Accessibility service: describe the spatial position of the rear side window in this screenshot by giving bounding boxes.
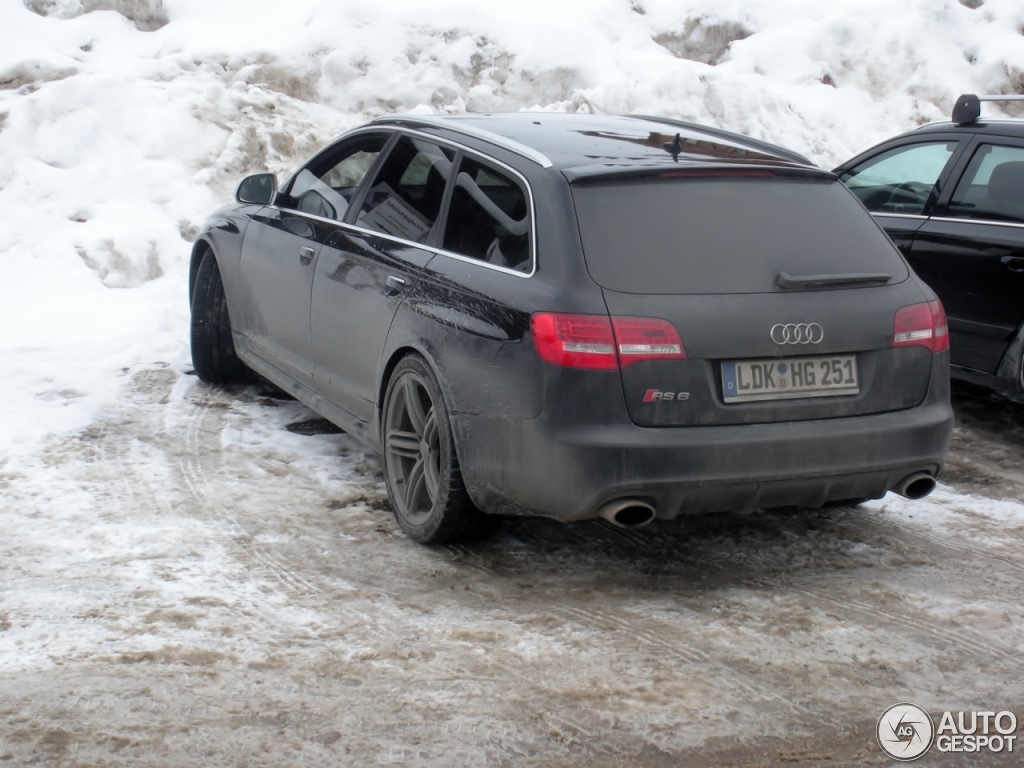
[571,176,908,295]
[947,144,1024,224]
[357,136,455,243]
[442,157,532,273]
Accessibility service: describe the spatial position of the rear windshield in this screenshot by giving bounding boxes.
[571,176,908,294]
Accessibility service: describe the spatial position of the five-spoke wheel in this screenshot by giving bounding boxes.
[381,355,492,543]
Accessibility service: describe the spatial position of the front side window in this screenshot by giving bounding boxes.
[357,136,455,243]
[840,141,957,215]
[442,156,532,272]
[283,133,389,221]
[947,144,1024,224]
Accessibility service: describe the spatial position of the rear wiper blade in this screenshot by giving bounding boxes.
[776,271,892,289]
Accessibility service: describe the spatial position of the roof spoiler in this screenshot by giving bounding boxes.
[952,93,1024,125]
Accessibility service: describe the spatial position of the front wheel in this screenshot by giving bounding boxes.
[381,355,493,544]
[190,249,253,385]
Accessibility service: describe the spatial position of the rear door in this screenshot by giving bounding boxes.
[310,134,455,424]
[570,172,936,427]
[907,138,1024,373]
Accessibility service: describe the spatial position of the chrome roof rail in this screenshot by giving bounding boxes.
[371,114,554,169]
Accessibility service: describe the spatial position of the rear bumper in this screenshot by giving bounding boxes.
[452,385,953,522]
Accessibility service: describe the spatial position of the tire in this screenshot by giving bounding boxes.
[381,355,493,544]
[190,249,253,385]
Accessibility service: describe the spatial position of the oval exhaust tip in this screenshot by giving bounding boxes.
[895,473,937,500]
[597,499,656,528]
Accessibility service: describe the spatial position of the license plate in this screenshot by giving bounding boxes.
[721,355,859,403]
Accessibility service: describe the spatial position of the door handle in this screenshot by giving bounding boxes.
[299,246,316,265]
[384,275,407,296]
[1001,256,1024,273]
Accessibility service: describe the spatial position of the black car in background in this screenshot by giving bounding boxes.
[835,93,1024,398]
[190,112,953,544]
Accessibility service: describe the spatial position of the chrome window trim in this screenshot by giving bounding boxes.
[871,213,929,221]
[873,211,1024,229]
[271,126,539,279]
[263,207,537,279]
[371,114,555,169]
[929,215,1024,230]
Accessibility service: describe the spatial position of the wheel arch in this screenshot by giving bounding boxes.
[994,315,1024,395]
[376,345,464,452]
[188,237,215,307]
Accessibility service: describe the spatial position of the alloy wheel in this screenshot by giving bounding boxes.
[384,372,441,524]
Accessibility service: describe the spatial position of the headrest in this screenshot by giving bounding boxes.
[988,161,1024,203]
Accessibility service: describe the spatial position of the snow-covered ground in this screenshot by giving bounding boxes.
[2,0,1024,764]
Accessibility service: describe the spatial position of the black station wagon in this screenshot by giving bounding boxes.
[190,112,953,543]
[835,93,1024,398]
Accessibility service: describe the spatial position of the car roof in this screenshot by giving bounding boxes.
[370,112,817,175]
[907,119,1024,139]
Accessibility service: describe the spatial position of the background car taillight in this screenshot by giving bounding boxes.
[892,299,949,353]
[531,313,685,369]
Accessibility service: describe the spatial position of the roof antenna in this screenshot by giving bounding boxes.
[663,133,682,162]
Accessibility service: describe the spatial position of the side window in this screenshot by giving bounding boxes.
[357,136,455,243]
[442,156,532,273]
[840,142,957,215]
[283,133,388,221]
[947,144,1024,224]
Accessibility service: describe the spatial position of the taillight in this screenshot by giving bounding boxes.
[531,313,685,370]
[611,317,686,367]
[531,313,617,370]
[892,300,949,353]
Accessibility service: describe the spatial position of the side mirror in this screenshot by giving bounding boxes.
[235,173,278,205]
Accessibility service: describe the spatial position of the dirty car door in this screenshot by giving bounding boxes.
[311,135,455,427]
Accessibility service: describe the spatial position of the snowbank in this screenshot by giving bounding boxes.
[1,0,1023,449]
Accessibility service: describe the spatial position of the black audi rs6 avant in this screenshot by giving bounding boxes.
[189,112,953,543]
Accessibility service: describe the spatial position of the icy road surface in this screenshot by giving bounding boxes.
[1,370,1022,767]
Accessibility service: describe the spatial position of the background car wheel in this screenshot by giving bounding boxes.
[382,355,493,544]
[190,249,254,385]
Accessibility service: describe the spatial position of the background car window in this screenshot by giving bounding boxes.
[947,144,1024,224]
[442,157,532,272]
[840,142,956,215]
[283,133,388,221]
[357,137,455,243]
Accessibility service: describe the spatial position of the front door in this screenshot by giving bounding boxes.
[238,208,331,386]
[237,132,392,387]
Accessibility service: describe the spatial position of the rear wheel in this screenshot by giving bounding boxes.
[190,249,253,385]
[381,355,493,544]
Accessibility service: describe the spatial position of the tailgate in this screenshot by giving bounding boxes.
[603,287,934,427]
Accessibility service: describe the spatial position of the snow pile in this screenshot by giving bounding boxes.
[1,0,1023,448]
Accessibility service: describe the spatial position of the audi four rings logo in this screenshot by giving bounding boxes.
[771,322,824,344]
